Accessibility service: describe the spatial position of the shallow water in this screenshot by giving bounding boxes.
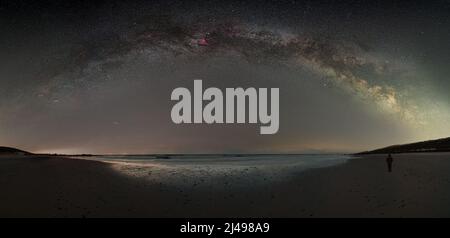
[73,154,352,187]
[75,154,351,168]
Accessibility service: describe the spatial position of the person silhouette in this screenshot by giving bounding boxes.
[386,153,393,172]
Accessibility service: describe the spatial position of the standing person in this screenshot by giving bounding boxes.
[386,154,394,172]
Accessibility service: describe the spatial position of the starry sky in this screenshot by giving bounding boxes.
[1,0,449,154]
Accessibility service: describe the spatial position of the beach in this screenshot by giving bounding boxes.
[1,153,450,217]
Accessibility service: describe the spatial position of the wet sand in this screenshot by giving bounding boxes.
[1,153,450,217]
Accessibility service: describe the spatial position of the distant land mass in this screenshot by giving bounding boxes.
[0,146,31,155]
[2,137,450,156]
[358,137,450,154]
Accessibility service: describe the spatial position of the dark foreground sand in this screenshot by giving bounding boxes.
[1,153,450,217]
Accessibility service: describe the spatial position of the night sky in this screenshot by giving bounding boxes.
[1,0,449,154]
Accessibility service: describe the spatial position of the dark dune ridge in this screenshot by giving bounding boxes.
[0,146,31,155]
[358,137,450,154]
